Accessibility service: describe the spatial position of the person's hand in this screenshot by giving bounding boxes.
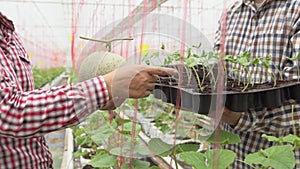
[220,107,242,127]
[102,64,177,109]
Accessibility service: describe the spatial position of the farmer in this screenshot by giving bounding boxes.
[0,12,177,168]
[215,0,300,168]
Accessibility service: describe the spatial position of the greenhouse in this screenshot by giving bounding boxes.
[0,0,299,169]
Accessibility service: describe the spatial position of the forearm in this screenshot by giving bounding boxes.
[0,76,109,138]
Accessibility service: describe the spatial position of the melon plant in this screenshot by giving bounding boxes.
[77,51,126,82]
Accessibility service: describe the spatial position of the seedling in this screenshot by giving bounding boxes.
[286,52,300,81]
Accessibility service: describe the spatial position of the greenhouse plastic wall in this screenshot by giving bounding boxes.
[0,0,234,69]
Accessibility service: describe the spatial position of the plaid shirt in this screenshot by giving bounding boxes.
[215,0,300,168]
[0,13,109,168]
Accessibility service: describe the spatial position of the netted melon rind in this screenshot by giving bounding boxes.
[78,51,126,82]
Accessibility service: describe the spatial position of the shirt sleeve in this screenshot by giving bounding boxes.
[0,66,109,138]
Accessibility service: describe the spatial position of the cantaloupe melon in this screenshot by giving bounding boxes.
[78,51,125,82]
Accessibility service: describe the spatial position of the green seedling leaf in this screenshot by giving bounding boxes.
[199,130,241,145]
[237,57,251,67]
[252,58,260,65]
[121,159,150,169]
[73,148,89,158]
[187,48,192,58]
[224,55,236,63]
[244,145,295,169]
[88,153,116,168]
[73,127,85,137]
[75,135,93,146]
[179,149,236,169]
[185,57,197,67]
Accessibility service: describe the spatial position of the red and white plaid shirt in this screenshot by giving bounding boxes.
[215,0,300,168]
[0,13,109,168]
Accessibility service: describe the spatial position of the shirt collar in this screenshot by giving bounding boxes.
[243,0,268,3]
[0,12,15,31]
[233,0,271,12]
[242,0,276,5]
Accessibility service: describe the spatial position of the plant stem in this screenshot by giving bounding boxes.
[237,159,256,169]
[207,65,217,90]
[184,65,192,87]
[173,154,179,169]
[241,70,250,92]
[192,66,203,92]
[80,36,134,52]
[272,73,277,87]
[241,82,249,92]
[292,104,296,135]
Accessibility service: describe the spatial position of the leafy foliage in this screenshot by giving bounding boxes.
[32,67,65,88]
[179,150,236,169]
[244,145,295,169]
[199,130,241,146]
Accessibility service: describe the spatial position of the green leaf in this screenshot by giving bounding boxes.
[237,57,251,66]
[281,134,300,144]
[109,143,151,157]
[224,55,236,63]
[262,134,279,142]
[252,58,260,65]
[134,144,151,155]
[90,126,116,145]
[75,135,92,146]
[199,130,241,145]
[262,134,300,145]
[148,138,172,156]
[73,148,89,158]
[244,145,295,169]
[88,153,116,168]
[179,149,236,169]
[148,166,160,169]
[204,149,236,169]
[148,138,200,157]
[121,159,150,169]
[118,121,141,134]
[175,142,200,154]
[179,152,206,169]
[160,125,171,134]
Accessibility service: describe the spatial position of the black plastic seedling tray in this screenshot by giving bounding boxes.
[152,81,300,114]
